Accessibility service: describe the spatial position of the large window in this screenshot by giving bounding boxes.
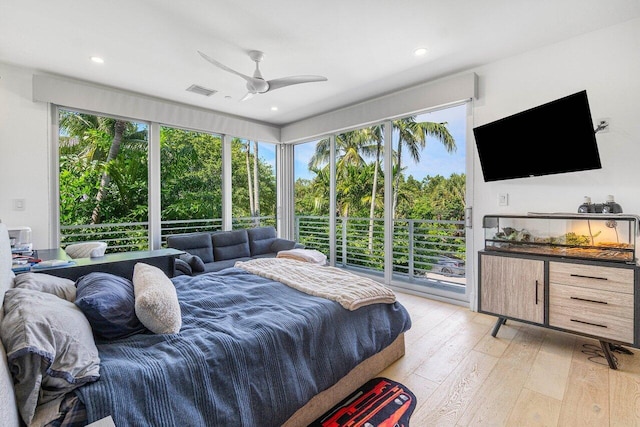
[160,126,223,237]
[292,103,468,300]
[230,139,277,228]
[294,139,330,257]
[391,105,467,291]
[57,110,281,252]
[58,109,149,251]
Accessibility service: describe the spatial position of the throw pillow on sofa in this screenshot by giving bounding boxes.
[181,253,205,272]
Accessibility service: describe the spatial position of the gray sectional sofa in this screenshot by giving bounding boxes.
[166,226,302,276]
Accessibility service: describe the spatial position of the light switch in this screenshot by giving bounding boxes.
[498,193,508,206]
[13,199,25,211]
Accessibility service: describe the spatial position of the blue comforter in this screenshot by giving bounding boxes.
[75,267,411,426]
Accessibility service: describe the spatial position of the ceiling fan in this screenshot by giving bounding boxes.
[198,50,327,101]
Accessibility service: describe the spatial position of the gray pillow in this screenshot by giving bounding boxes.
[13,272,76,302]
[174,258,193,276]
[180,253,205,272]
[270,238,297,253]
[1,288,100,425]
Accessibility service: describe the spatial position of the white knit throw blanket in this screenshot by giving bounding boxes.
[235,258,396,310]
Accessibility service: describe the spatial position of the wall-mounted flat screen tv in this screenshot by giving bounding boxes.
[473,90,601,182]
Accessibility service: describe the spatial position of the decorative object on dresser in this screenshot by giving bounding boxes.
[479,213,639,369]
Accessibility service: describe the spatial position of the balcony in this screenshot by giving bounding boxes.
[61,216,466,292]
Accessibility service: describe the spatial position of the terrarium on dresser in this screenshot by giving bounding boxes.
[482,213,638,263]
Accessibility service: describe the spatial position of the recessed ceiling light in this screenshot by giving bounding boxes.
[413,47,428,57]
[90,56,104,64]
[270,106,278,111]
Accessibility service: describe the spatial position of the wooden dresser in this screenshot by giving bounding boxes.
[479,251,638,369]
[479,213,639,369]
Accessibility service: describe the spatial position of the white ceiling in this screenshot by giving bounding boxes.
[1,0,639,126]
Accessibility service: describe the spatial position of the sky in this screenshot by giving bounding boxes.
[291,103,467,181]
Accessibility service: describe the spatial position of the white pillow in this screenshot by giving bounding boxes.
[64,242,107,259]
[132,263,181,334]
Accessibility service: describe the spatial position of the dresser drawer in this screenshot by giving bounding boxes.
[549,262,634,294]
[549,283,634,343]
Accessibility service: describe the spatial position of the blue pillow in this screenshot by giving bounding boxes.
[75,272,147,340]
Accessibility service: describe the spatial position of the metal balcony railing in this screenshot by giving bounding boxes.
[60,222,151,252]
[62,215,466,287]
[295,215,466,286]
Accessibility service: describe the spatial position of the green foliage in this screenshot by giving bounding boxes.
[59,109,465,267]
[59,114,277,234]
[160,127,223,220]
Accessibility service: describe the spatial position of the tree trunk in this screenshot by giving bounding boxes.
[367,142,381,253]
[91,120,125,224]
[392,140,403,219]
[253,141,259,224]
[246,141,255,217]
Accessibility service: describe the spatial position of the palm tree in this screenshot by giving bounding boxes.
[392,118,455,218]
[309,119,455,248]
[244,140,255,217]
[362,126,383,253]
[59,111,147,224]
[253,141,260,220]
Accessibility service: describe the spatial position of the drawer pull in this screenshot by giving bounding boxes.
[570,319,607,328]
[570,296,608,305]
[535,280,538,305]
[569,273,608,281]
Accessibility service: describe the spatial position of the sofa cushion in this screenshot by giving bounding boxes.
[247,226,277,256]
[202,257,252,273]
[212,229,250,261]
[166,233,214,263]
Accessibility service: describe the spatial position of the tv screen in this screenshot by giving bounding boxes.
[473,90,601,182]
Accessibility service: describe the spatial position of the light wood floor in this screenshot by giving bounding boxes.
[379,291,640,426]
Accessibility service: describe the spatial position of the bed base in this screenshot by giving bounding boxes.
[283,333,405,426]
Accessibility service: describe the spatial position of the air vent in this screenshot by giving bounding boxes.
[186,84,217,97]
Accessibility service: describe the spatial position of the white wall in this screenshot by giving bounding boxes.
[1,17,639,257]
[470,17,640,282]
[0,63,51,248]
[473,17,640,212]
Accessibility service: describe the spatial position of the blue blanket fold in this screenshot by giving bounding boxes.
[76,267,411,427]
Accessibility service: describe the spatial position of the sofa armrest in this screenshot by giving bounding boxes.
[294,243,305,249]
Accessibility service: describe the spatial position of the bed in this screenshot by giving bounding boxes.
[0,223,411,427]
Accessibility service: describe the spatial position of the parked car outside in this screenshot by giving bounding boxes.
[431,255,465,277]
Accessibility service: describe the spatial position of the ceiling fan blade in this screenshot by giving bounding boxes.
[240,92,255,101]
[266,75,327,92]
[197,50,254,83]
